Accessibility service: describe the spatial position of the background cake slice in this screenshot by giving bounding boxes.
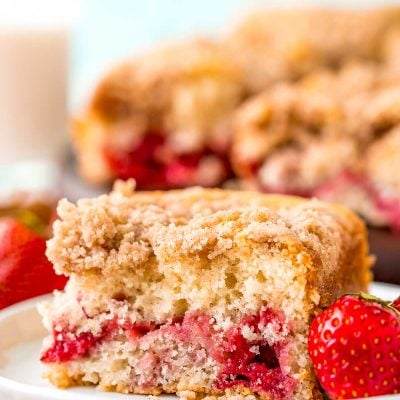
[231,61,400,230]
[73,39,244,189]
[40,183,372,400]
[225,7,400,93]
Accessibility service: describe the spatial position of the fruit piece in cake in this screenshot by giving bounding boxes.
[309,293,400,399]
[72,39,244,189]
[39,182,372,399]
[0,218,67,309]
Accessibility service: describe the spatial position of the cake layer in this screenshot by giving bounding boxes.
[40,183,372,399]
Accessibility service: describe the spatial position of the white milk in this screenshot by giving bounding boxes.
[0,0,81,166]
[0,26,68,163]
[0,0,79,194]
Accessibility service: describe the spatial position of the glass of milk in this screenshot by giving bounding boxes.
[0,0,79,196]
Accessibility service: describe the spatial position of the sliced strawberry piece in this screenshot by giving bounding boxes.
[0,218,67,309]
[309,293,400,399]
[41,330,98,363]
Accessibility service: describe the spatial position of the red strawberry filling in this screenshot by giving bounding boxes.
[41,331,99,363]
[41,307,295,398]
[41,319,117,363]
[104,132,231,189]
[215,309,295,398]
[126,321,159,342]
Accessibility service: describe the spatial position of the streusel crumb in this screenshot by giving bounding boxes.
[41,183,372,400]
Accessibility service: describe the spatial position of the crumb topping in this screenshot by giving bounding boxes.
[47,182,371,319]
[48,181,358,275]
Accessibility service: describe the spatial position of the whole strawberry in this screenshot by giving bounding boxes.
[309,293,400,399]
[0,218,67,309]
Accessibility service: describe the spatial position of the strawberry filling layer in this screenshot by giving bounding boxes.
[104,132,231,189]
[41,307,296,398]
[215,309,295,398]
[41,331,99,363]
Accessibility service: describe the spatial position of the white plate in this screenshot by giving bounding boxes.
[0,283,399,400]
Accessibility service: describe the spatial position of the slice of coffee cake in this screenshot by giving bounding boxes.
[40,182,372,400]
